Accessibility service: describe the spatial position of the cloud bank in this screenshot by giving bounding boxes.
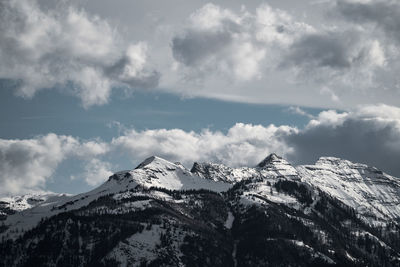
[1,104,400,196]
[1,0,400,108]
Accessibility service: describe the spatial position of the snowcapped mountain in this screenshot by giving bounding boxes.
[298,157,400,225]
[1,154,400,266]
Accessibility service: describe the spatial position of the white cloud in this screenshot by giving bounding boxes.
[255,4,314,45]
[0,134,72,195]
[171,3,304,82]
[189,3,241,31]
[309,109,348,126]
[111,123,296,167]
[0,0,159,108]
[0,134,109,195]
[0,123,296,196]
[82,159,113,186]
[288,107,315,119]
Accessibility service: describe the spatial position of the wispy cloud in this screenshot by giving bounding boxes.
[287,106,315,119]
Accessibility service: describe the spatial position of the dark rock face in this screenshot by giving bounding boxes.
[1,155,400,266]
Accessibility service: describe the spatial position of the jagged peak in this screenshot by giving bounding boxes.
[190,162,202,173]
[256,153,284,168]
[190,161,242,183]
[190,161,229,173]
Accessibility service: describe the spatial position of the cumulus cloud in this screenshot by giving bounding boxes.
[1,0,399,108]
[0,123,296,195]
[171,3,311,82]
[163,2,400,108]
[281,30,387,92]
[82,159,113,186]
[111,123,296,167]
[0,134,109,195]
[0,0,159,108]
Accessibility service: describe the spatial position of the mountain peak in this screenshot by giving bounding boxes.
[135,156,170,169]
[256,153,282,168]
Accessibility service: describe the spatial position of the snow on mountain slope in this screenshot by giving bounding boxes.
[2,154,400,266]
[191,154,298,183]
[190,154,303,208]
[257,153,299,179]
[1,154,400,242]
[120,156,232,191]
[0,156,231,240]
[190,162,257,183]
[297,157,400,225]
[105,225,165,266]
[229,154,302,209]
[0,193,69,213]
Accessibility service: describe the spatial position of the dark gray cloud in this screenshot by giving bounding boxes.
[105,48,161,89]
[282,31,370,71]
[285,106,400,177]
[337,0,400,43]
[283,32,353,69]
[172,30,233,66]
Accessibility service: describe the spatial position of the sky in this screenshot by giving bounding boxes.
[1,0,400,196]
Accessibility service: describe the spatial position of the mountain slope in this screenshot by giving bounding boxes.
[1,154,400,266]
[298,157,400,225]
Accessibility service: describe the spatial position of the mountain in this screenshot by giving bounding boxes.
[1,154,400,266]
[0,193,68,219]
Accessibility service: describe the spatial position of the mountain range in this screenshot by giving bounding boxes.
[1,154,400,266]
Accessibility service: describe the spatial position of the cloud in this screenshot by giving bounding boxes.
[170,3,311,82]
[336,0,400,43]
[0,134,109,195]
[1,0,399,108]
[281,30,386,90]
[0,123,296,195]
[111,123,296,167]
[284,32,360,69]
[111,104,400,177]
[288,107,315,119]
[172,30,233,67]
[162,2,400,108]
[82,159,113,186]
[105,43,160,89]
[2,104,400,195]
[285,104,400,176]
[0,0,159,108]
